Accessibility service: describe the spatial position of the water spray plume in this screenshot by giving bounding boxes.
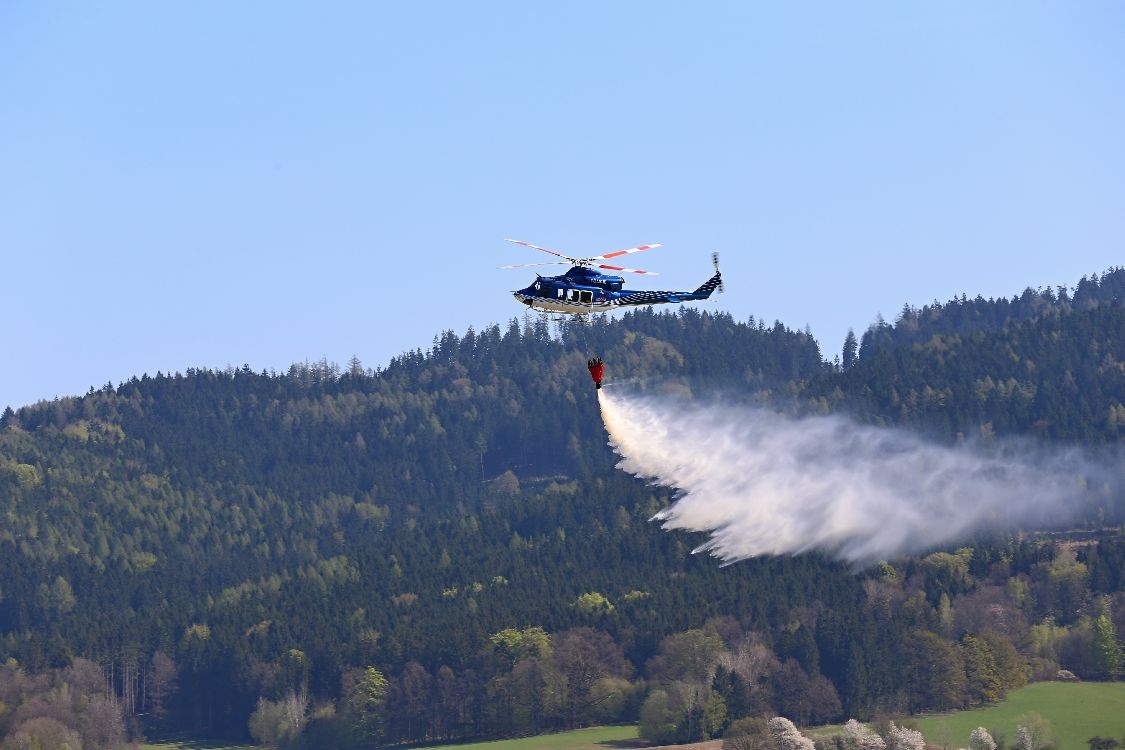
[598,388,1111,565]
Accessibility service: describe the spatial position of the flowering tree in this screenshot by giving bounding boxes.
[768,716,815,750]
[1015,713,1055,750]
[970,727,997,750]
[844,719,886,750]
[886,722,926,750]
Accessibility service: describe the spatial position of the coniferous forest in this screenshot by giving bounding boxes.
[2,269,1125,748]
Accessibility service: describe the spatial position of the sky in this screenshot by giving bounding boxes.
[2,2,1124,410]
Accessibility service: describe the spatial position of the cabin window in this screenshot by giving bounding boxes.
[570,290,581,302]
[580,290,593,303]
[558,288,565,298]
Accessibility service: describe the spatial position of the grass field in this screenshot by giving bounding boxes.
[142,741,260,750]
[912,682,1125,749]
[137,683,1125,750]
[414,724,640,750]
[142,725,640,750]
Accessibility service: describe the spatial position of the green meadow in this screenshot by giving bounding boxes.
[142,741,261,750]
[911,682,1125,749]
[414,724,640,750]
[142,724,639,750]
[140,683,1125,750]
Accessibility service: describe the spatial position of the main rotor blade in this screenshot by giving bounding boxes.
[589,243,662,261]
[498,261,570,269]
[596,263,659,275]
[503,239,663,273]
[505,238,572,261]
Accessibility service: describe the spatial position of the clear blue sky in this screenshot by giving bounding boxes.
[3,2,1123,410]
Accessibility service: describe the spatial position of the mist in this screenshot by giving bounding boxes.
[598,387,1111,565]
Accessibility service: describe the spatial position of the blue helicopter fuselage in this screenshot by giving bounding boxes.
[514,265,722,314]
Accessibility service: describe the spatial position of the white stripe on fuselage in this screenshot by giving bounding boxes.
[514,293,617,314]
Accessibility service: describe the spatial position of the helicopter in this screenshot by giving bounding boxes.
[500,239,723,315]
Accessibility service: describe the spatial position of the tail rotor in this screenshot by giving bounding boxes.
[712,252,724,294]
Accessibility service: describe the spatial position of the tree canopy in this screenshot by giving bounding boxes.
[1,269,1124,746]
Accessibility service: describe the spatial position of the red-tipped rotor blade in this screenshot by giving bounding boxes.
[498,261,570,269]
[589,243,662,261]
[595,264,659,275]
[505,238,572,261]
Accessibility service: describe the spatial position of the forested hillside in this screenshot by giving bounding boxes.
[1,270,1124,749]
[819,269,1125,442]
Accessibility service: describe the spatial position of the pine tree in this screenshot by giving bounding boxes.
[842,329,858,370]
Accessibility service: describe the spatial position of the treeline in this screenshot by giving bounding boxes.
[0,270,1123,746]
[0,658,134,750]
[813,270,1125,447]
[856,267,1125,360]
[222,536,1125,747]
[3,535,1122,747]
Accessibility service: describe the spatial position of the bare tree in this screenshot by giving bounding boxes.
[6,716,83,750]
[723,716,774,750]
[146,651,178,719]
[720,632,780,686]
[392,661,432,741]
[281,688,310,735]
[554,627,631,727]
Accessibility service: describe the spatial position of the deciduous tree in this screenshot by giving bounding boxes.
[844,718,885,750]
[723,716,774,750]
[767,716,815,750]
[1089,599,1124,679]
[885,722,925,750]
[970,727,997,750]
[341,666,388,745]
